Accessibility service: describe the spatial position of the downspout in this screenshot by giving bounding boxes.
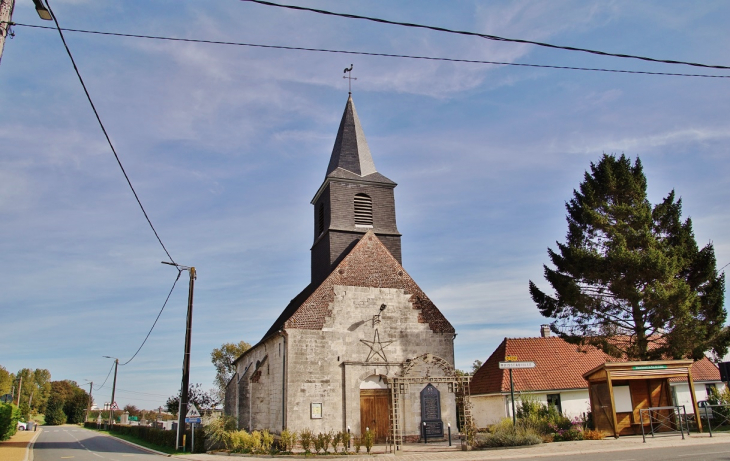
[279,330,287,430]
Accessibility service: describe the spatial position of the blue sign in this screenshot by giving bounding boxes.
[185,417,202,424]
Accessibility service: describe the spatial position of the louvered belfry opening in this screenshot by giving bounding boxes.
[354,193,373,226]
[318,202,325,235]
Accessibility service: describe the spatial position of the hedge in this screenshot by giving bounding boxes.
[84,422,205,453]
[0,403,21,441]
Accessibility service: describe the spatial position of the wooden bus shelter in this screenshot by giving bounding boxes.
[583,360,702,437]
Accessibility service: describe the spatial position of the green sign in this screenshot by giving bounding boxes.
[129,416,138,421]
[632,365,668,370]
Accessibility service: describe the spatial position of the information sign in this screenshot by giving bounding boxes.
[505,355,518,362]
[185,417,202,424]
[499,361,536,369]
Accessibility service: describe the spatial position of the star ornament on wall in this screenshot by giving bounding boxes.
[360,329,395,362]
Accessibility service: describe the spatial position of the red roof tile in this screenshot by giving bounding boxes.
[471,336,721,394]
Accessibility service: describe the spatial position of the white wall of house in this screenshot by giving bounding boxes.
[472,389,590,428]
[671,381,725,414]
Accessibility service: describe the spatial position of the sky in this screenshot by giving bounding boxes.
[1,0,729,410]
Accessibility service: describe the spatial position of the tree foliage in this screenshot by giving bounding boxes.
[211,341,251,399]
[0,366,13,396]
[529,154,728,360]
[165,383,219,416]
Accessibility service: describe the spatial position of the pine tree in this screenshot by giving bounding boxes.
[529,154,728,360]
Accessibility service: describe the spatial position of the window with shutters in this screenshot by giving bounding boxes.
[354,193,373,227]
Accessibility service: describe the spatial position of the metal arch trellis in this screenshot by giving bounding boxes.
[386,375,474,451]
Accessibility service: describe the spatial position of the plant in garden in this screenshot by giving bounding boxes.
[280,429,297,452]
[353,435,362,453]
[299,428,313,454]
[340,430,351,453]
[331,430,342,453]
[229,430,253,452]
[476,418,542,448]
[261,430,274,453]
[363,428,375,453]
[250,430,262,453]
[203,415,237,450]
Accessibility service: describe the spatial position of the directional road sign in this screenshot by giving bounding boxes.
[185,417,202,424]
[499,361,536,369]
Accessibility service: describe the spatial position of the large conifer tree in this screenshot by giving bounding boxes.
[529,154,728,360]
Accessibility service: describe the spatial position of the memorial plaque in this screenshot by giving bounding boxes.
[420,383,443,438]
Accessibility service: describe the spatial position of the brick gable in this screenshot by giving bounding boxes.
[284,230,453,334]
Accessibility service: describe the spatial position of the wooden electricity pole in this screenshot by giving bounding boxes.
[0,0,14,65]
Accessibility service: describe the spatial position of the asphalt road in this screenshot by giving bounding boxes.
[32,426,168,461]
[537,441,730,461]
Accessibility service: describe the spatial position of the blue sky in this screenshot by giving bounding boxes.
[1,0,729,409]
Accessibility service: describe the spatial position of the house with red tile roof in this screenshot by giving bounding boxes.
[470,326,724,428]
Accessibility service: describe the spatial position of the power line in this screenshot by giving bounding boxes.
[119,269,182,366]
[242,0,730,71]
[9,22,730,79]
[42,1,176,265]
[93,361,115,391]
[115,388,170,397]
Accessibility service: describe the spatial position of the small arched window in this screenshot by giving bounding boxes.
[318,202,325,235]
[354,193,373,226]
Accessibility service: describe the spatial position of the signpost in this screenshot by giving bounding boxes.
[499,360,536,425]
[185,405,202,453]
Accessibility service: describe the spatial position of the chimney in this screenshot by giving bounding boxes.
[540,325,551,338]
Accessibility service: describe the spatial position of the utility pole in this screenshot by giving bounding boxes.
[16,375,22,406]
[0,0,51,65]
[0,0,14,65]
[85,381,93,422]
[103,357,119,427]
[165,263,196,452]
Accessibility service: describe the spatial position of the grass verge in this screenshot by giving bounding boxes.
[86,428,185,455]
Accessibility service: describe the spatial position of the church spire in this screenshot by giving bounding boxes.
[310,95,402,285]
[326,95,377,178]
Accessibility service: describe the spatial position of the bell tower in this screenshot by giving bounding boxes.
[310,95,401,284]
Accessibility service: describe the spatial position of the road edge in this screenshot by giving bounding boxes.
[79,426,172,457]
[22,429,42,461]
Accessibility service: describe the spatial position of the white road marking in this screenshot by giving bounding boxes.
[676,451,730,457]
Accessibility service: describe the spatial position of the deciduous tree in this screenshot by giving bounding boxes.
[211,341,251,399]
[529,154,728,360]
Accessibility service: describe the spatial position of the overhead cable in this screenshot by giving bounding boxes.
[10,22,730,79]
[42,1,176,265]
[93,361,115,391]
[242,0,730,71]
[119,269,182,366]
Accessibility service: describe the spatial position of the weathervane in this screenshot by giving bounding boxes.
[343,64,356,94]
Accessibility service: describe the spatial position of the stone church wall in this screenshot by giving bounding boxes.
[284,285,455,438]
[233,334,286,432]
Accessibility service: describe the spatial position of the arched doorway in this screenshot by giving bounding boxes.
[360,375,390,442]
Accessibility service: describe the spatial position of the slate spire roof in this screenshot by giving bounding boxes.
[319,95,395,187]
[327,95,377,177]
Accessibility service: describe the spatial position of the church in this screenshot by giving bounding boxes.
[225,94,470,446]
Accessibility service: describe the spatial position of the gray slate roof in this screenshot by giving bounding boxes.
[326,96,393,185]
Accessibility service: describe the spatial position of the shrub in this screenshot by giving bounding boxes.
[250,430,262,453]
[261,430,274,453]
[280,429,297,452]
[340,430,351,453]
[331,430,342,453]
[0,403,21,441]
[476,418,542,448]
[299,428,313,454]
[45,398,67,426]
[353,435,362,453]
[204,415,236,450]
[229,430,252,452]
[363,428,375,453]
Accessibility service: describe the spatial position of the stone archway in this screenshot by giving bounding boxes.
[387,354,474,450]
[359,375,390,442]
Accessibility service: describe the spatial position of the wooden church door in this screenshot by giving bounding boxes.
[360,389,390,442]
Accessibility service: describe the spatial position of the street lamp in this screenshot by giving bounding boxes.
[102,356,119,428]
[31,0,52,20]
